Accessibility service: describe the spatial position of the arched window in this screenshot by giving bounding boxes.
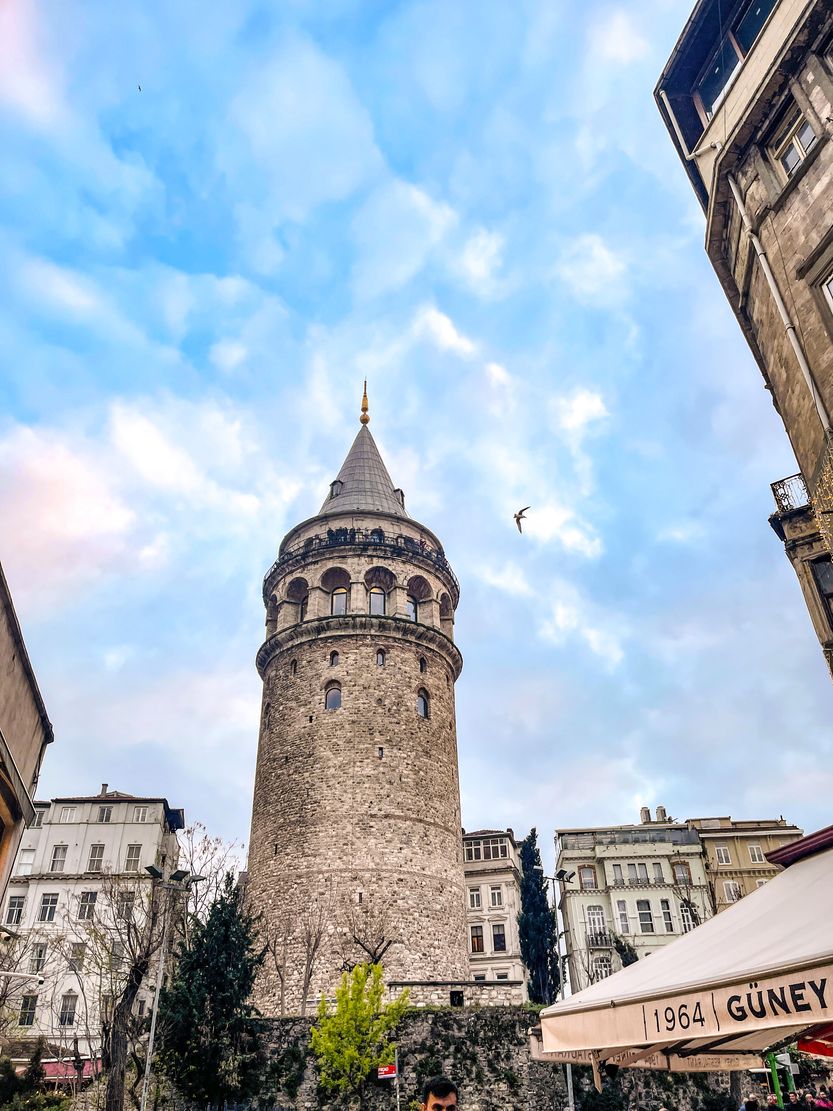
[405,595,418,621]
[329,651,339,667]
[324,684,341,711]
[592,955,612,981]
[419,657,427,674]
[407,575,431,623]
[416,689,430,719]
[290,659,297,676]
[331,588,348,616]
[376,649,386,667]
[286,577,309,623]
[368,587,386,616]
[321,567,351,616]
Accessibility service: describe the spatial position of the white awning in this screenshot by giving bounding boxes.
[539,834,833,1073]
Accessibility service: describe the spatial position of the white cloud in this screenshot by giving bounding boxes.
[486,362,511,388]
[540,594,625,668]
[475,562,534,597]
[554,388,609,434]
[457,227,504,294]
[0,0,64,128]
[590,10,649,66]
[657,521,706,545]
[412,305,476,358]
[555,233,627,304]
[19,257,103,316]
[210,339,248,373]
[523,502,603,558]
[351,180,456,299]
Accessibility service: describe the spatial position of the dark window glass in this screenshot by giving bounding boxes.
[734,0,776,53]
[696,38,739,118]
[416,690,429,719]
[330,651,339,666]
[470,925,484,953]
[780,145,801,176]
[331,589,347,616]
[419,657,427,673]
[19,995,37,1026]
[369,588,386,616]
[299,597,308,621]
[492,924,507,952]
[325,686,341,711]
[812,557,833,602]
[405,596,417,621]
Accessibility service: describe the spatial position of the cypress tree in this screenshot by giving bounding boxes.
[518,828,558,1004]
[157,873,265,1110]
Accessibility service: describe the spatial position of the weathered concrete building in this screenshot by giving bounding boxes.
[463,828,527,996]
[655,1,833,677]
[687,813,802,910]
[246,392,471,1014]
[0,562,53,901]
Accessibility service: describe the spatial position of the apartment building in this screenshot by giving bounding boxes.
[555,807,713,992]
[688,814,803,910]
[656,1,833,677]
[0,785,184,1064]
[462,829,526,998]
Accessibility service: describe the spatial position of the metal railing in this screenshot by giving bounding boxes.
[264,527,460,598]
[559,828,700,850]
[771,473,809,514]
[586,931,613,948]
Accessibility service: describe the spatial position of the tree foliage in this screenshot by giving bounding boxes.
[0,1041,68,1111]
[156,873,266,1110]
[310,963,408,1106]
[518,828,558,1004]
[612,934,639,968]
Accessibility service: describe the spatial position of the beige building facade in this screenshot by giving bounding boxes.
[656,1,833,677]
[0,562,53,901]
[463,829,526,997]
[687,814,803,911]
[556,807,713,993]
[246,394,471,1015]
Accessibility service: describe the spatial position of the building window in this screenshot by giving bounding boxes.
[748,844,765,864]
[30,944,47,973]
[470,925,484,953]
[110,942,125,970]
[136,998,147,1017]
[579,866,597,891]
[756,878,768,889]
[812,557,833,619]
[31,810,44,828]
[329,651,339,667]
[59,993,78,1027]
[124,845,142,873]
[97,806,112,824]
[769,108,817,180]
[133,806,148,823]
[612,863,623,884]
[50,845,67,874]
[465,842,481,862]
[660,898,674,932]
[469,888,481,910]
[653,863,664,883]
[18,995,37,1027]
[636,899,654,933]
[586,906,605,941]
[39,894,58,923]
[78,891,97,921]
[628,863,649,883]
[325,683,342,711]
[715,846,731,866]
[368,588,386,616]
[592,956,612,981]
[406,596,418,621]
[490,886,503,908]
[6,896,24,926]
[101,995,113,1022]
[17,849,34,876]
[59,807,76,824]
[680,903,695,933]
[68,943,86,973]
[290,659,297,676]
[492,924,507,952]
[496,972,509,981]
[329,479,343,500]
[482,838,507,860]
[473,973,486,982]
[416,689,430,719]
[331,588,348,616]
[672,861,692,884]
[376,649,385,667]
[88,844,105,872]
[616,900,629,934]
[419,656,427,673]
[723,880,742,903]
[692,0,777,120]
[117,892,135,921]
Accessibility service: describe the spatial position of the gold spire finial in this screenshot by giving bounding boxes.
[360,379,370,424]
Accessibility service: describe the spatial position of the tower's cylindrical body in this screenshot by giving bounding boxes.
[246,419,469,1014]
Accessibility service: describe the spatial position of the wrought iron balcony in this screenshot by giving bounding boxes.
[264,526,460,602]
[586,931,614,949]
[771,473,809,514]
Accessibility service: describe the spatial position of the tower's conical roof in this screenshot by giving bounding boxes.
[318,424,409,519]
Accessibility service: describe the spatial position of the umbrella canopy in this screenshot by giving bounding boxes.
[538,826,833,1074]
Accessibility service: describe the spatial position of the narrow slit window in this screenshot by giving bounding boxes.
[416,689,430,719]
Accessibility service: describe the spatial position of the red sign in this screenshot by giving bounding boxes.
[377,1064,397,1079]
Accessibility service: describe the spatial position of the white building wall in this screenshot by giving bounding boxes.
[462,831,527,999]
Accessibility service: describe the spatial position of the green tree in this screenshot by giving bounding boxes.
[311,963,408,1108]
[612,934,638,968]
[518,828,558,1004]
[156,873,265,1110]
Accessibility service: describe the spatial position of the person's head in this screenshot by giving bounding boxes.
[421,1076,458,1110]
[767,1095,779,1106]
[789,1094,800,1103]
[745,1098,759,1111]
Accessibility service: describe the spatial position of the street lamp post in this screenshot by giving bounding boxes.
[138,867,203,1111]
[534,865,576,1111]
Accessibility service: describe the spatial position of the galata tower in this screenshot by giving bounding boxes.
[247,387,470,1014]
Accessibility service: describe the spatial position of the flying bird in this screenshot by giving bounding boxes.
[138,84,142,92]
[514,506,531,534]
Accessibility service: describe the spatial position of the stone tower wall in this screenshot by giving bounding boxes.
[247,510,470,1016]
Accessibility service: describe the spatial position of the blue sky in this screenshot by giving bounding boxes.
[1,0,829,867]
